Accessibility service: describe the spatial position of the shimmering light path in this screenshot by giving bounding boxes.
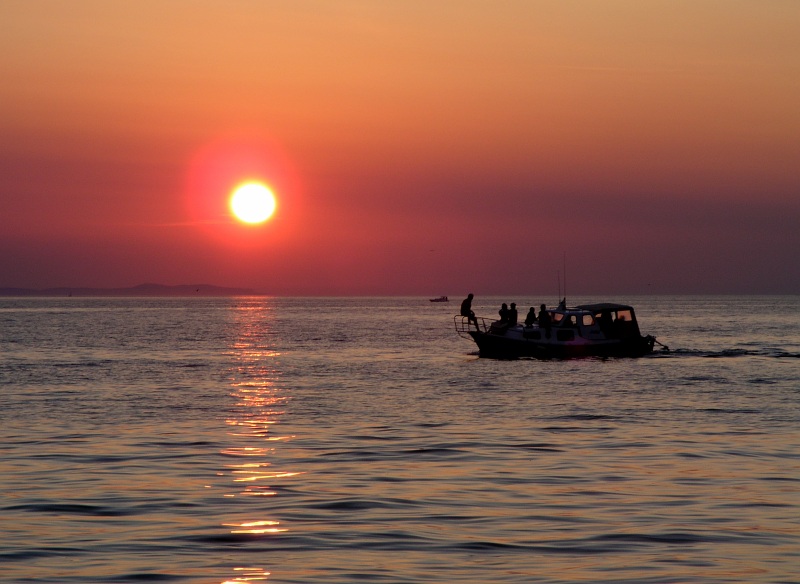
[0,296,797,583]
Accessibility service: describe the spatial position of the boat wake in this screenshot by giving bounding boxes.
[648,348,800,359]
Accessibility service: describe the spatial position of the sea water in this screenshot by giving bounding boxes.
[0,296,798,583]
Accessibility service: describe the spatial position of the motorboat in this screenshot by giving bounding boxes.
[455,301,664,359]
[430,296,449,302]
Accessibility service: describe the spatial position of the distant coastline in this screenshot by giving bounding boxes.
[0,283,264,297]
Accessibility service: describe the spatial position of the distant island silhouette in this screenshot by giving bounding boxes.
[0,283,264,297]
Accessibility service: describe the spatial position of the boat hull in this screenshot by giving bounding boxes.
[469,330,655,359]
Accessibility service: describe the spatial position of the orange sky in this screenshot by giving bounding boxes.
[1,1,798,294]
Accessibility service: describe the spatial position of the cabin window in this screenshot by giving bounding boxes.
[582,314,595,326]
[613,309,637,338]
[551,312,564,325]
[616,309,634,323]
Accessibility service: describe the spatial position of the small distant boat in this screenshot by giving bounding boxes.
[430,296,449,303]
[455,301,665,359]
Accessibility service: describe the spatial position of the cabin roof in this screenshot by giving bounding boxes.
[575,303,634,312]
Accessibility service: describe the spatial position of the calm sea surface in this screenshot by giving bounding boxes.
[0,296,798,583]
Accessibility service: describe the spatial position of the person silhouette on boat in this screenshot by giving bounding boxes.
[538,304,551,338]
[508,303,518,326]
[498,303,510,324]
[460,293,478,328]
[598,311,614,337]
[524,306,538,326]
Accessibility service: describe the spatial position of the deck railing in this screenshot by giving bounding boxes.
[453,315,490,337]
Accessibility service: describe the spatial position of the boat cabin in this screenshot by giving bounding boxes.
[517,303,642,342]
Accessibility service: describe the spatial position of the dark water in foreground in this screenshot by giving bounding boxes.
[0,296,798,583]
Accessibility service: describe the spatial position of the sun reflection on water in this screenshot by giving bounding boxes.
[222,566,270,583]
[220,300,293,582]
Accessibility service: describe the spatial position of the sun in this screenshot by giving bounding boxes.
[229,182,277,224]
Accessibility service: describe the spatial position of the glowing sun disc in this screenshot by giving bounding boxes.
[230,182,276,224]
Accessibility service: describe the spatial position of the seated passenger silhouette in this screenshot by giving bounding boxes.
[498,303,509,324]
[538,304,551,338]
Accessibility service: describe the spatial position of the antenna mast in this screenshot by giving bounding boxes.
[556,270,561,303]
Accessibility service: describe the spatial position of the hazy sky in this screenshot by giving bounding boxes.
[1,0,798,294]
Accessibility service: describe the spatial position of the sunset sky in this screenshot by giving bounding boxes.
[1,1,798,295]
